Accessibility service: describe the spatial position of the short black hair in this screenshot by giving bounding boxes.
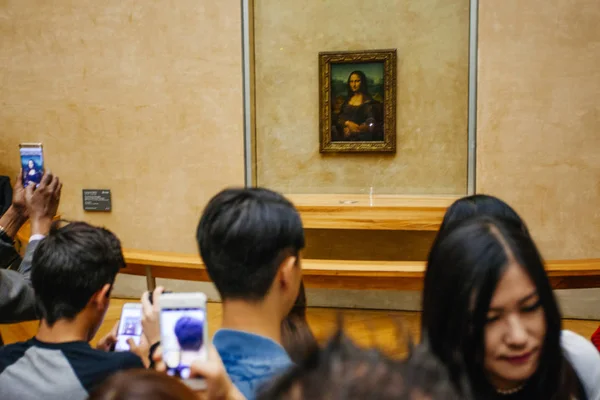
[31,221,125,326]
[259,328,463,400]
[196,188,305,301]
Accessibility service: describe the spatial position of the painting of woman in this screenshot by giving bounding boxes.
[24,159,42,187]
[319,49,396,153]
[332,70,383,142]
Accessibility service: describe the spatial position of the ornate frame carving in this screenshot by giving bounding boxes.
[319,49,397,153]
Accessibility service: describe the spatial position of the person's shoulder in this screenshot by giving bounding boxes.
[214,329,293,372]
[61,347,143,394]
[0,339,34,355]
[89,348,143,368]
[112,350,145,369]
[561,330,600,359]
[60,344,143,369]
[0,340,34,373]
[561,330,600,398]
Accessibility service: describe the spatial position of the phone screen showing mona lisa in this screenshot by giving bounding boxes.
[19,144,44,187]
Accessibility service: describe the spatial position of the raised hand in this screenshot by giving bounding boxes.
[25,171,62,236]
[141,286,164,346]
[12,169,27,217]
[96,321,119,352]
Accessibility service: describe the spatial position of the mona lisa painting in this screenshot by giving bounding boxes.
[319,49,396,153]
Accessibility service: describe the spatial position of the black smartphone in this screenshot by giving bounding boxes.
[148,290,173,305]
[19,143,44,187]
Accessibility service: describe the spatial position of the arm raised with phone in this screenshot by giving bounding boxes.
[0,169,62,327]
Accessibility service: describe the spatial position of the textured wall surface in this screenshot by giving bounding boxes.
[1,1,597,318]
[254,0,470,194]
[0,0,245,253]
[477,0,600,259]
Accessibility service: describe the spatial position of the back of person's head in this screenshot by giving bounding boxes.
[32,221,124,326]
[88,369,197,400]
[197,188,305,303]
[422,216,580,398]
[259,328,462,400]
[439,194,528,234]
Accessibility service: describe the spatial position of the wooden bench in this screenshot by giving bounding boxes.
[122,249,600,292]
[16,199,600,292]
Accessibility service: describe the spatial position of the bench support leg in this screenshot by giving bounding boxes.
[145,266,156,291]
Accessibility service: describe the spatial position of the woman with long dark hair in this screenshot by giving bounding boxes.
[421,215,600,399]
[437,194,528,234]
[333,70,383,141]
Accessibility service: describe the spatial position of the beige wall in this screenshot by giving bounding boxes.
[5,0,595,260]
[0,0,245,253]
[0,1,598,317]
[477,0,600,259]
[254,0,470,195]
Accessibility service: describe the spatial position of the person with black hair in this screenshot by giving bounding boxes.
[422,215,600,399]
[437,194,529,234]
[195,188,305,399]
[0,221,144,400]
[259,328,462,400]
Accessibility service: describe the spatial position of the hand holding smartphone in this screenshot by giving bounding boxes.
[19,143,44,188]
[159,292,208,390]
[114,303,143,352]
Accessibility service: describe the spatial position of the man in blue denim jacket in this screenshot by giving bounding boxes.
[196,188,305,400]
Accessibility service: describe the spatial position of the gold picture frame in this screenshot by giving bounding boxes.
[319,49,397,153]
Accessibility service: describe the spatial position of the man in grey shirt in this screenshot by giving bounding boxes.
[0,220,144,400]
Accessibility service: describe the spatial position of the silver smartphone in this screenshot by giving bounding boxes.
[159,292,208,390]
[19,143,44,187]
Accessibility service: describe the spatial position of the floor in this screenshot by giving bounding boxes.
[2,299,598,357]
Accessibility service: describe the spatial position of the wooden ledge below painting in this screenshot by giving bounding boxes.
[14,199,600,293]
[285,194,460,231]
[121,248,600,293]
[15,195,458,239]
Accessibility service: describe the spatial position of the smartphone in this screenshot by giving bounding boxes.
[148,290,173,305]
[19,143,44,187]
[159,292,208,389]
[114,303,143,352]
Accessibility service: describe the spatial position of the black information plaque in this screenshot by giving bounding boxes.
[82,189,111,212]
